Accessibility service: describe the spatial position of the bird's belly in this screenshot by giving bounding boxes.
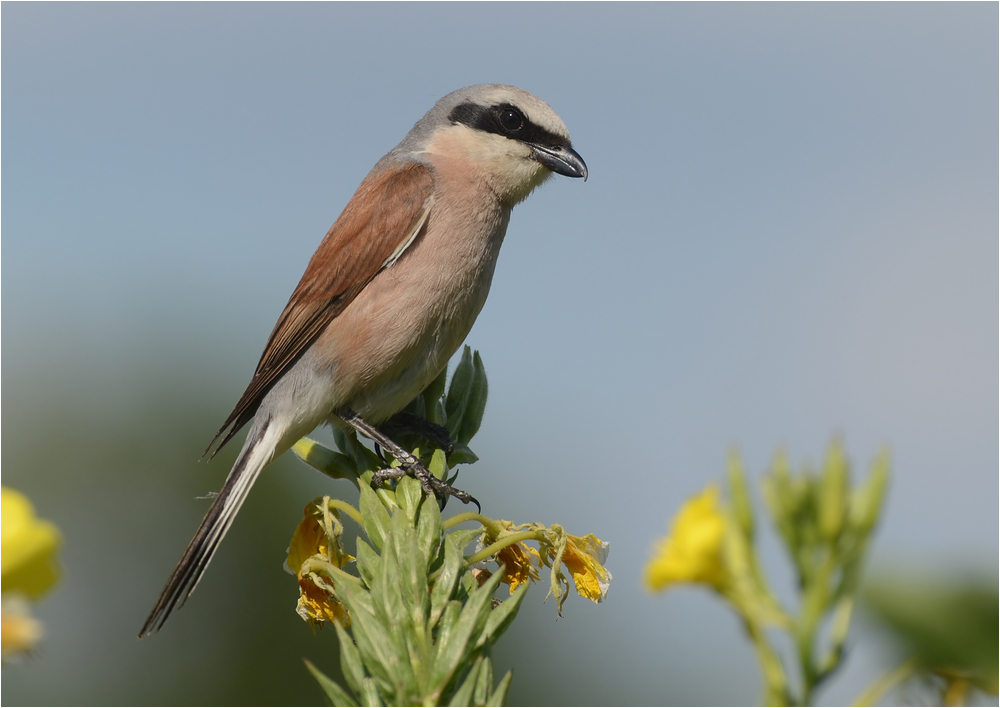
[312,205,508,423]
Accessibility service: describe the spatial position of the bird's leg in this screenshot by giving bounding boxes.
[379,411,455,458]
[335,408,479,509]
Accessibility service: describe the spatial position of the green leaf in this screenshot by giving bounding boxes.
[431,569,503,692]
[487,670,513,707]
[336,582,400,699]
[445,346,475,438]
[416,492,443,567]
[448,444,479,466]
[293,438,360,484]
[336,428,383,475]
[334,621,367,698]
[358,678,383,708]
[456,351,488,445]
[480,583,528,647]
[472,645,493,705]
[849,449,890,536]
[354,539,380,590]
[430,534,464,629]
[726,448,754,540]
[396,475,423,524]
[359,485,391,553]
[369,526,415,696]
[447,655,483,707]
[818,440,849,542]
[428,448,449,480]
[448,528,485,554]
[433,600,462,647]
[389,512,431,646]
[305,659,358,707]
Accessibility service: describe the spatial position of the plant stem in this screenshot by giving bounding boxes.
[325,498,363,526]
[849,658,918,707]
[466,531,543,565]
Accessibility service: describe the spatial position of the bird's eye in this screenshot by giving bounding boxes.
[498,108,524,132]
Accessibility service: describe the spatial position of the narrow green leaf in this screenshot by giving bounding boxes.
[448,528,485,554]
[359,485,391,553]
[334,621,367,698]
[433,601,462,655]
[305,659,358,707]
[448,444,479,466]
[428,447,449,480]
[487,670,514,707]
[818,440,849,542]
[849,449,890,536]
[416,491,443,567]
[726,448,755,540]
[455,351,488,445]
[370,525,410,648]
[354,538,380,590]
[359,678,384,708]
[396,475,423,524]
[293,438,360,484]
[333,427,352,455]
[336,582,400,699]
[472,646,493,705]
[389,511,431,639]
[431,569,503,691]
[430,535,464,629]
[337,429,376,472]
[447,655,483,707]
[445,346,475,436]
[480,583,528,647]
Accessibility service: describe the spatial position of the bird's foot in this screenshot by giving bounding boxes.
[370,463,479,509]
[337,407,478,510]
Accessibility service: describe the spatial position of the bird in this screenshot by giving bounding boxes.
[139,84,587,637]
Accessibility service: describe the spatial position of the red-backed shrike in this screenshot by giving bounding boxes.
[140,84,587,636]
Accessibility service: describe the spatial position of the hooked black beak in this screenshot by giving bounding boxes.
[530,144,588,181]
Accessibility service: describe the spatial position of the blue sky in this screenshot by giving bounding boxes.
[3,4,996,705]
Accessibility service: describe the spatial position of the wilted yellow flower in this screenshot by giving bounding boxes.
[496,540,540,593]
[645,485,727,592]
[287,498,352,627]
[1,597,43,662]
[561,534,612,603]
[2,487,61,598]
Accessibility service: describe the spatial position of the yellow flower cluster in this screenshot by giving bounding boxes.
[286,497,353,627]
[477,519,612,612]
[2,487,61,598]
[555,533,612,602]
[495,539,541,593]
[644,485,727,592]
[2,486,62,661]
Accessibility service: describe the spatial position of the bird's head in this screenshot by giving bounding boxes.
[405,84,587,206]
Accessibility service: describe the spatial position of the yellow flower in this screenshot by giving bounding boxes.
[287,498,352,627]
[644,485,727,592]
[496,541,540,593]
[560,534,612,603]
[2,487,60,598]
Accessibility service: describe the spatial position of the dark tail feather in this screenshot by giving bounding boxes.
[139,421,277,637]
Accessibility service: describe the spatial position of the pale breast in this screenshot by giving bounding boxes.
[313,163,511,422]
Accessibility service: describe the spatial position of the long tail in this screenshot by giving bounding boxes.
[139,418,281,637]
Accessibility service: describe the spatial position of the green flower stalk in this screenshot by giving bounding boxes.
[286,349,612,706]
[645,441,890,706]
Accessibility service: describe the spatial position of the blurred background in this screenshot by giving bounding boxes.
[2,3,996,705]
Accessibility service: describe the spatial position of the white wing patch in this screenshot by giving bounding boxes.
[381,196,433,270]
